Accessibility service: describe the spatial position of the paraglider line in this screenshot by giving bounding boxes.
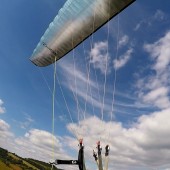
[107,14,120,143]
[56,75,79,140]
[52,56,57,161]
[71,23,81,128]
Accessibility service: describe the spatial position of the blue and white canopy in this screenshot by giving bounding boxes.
[30,0,135,67]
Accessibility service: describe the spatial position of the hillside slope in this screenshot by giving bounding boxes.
[0,147,59,170]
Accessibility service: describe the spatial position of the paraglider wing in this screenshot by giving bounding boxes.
[30,0,135,67]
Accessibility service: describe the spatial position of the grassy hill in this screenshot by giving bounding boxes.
[0,147,59,170]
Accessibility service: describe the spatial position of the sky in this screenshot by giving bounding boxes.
[0,0,170,169]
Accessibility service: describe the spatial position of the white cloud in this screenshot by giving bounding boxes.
[58,58,112,114]
[12,113,34,130]
[59,59,96,90]
[113,48,133,70]
[59,62,142,119]
[58,53,141,119]
[144,31,170,71]
[119,35,129,48]
[136,31,170,109]
[90,41,111,74]
[143,87,168,102]
[134,9,165,31]
[154,10,165,21]
[24,129,60,149]
[0,99,6,114]
[14,129,67,162]
[0,119,15,153]
[2,105,170,169]
[0,118,69,164]
[134,22,142,31]
[20,113,34,129]
[65,108,170,169]
[0,119,13,138]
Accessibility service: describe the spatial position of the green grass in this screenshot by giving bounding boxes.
[10,164,22,170]
[0,147,59,170]
[0,160,12,170]
[26,158,58,170]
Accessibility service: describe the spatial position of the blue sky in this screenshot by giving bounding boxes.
[1,0,170,169]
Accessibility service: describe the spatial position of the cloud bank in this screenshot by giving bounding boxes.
[2,105,170,170]
[136,31,170,109]
[66,108,170,169]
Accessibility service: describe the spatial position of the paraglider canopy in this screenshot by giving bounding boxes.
[30,0,135,67]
